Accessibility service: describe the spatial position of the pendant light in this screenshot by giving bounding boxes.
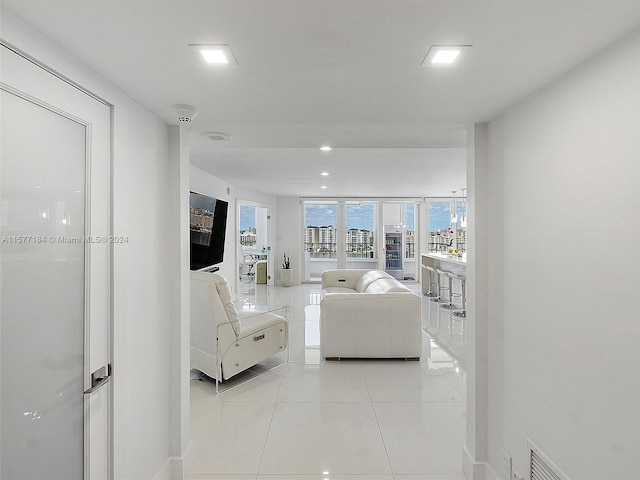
[460,188,467,228]
[450,190,457,224]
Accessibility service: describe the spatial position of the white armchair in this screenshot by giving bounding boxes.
[190,272,288,388]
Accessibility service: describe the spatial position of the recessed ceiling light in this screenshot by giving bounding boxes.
[189,44,238,66]
[433,49,460,64]
[320,171,329,176]
[320,146,332,151]
[203,131,231,142]
[321,185,328,189]
[421,45,471,67]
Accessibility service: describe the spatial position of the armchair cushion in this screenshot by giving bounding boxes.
[211,274,240,336]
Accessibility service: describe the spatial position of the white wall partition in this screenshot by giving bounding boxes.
[1,9,186,479]
[479,28,640,479]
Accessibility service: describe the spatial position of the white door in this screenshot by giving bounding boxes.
[0,44,111,478]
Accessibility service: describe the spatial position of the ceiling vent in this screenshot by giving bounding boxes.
[172,104,198,124]
[204,131,231,142]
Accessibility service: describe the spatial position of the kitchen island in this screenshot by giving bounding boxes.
[421,252,466,294]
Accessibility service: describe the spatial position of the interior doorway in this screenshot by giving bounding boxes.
[237,201,274,293]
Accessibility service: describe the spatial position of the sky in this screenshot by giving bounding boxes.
[240,205,256,231]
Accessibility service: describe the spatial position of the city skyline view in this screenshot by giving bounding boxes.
[241,202,465,232]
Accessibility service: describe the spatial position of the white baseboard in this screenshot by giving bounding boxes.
[153,441,196,480]
[463,444,500,480]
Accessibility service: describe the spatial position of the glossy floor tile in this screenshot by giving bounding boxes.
[374,402,466,474]
[259,402,392,474]
[190,282,467,478]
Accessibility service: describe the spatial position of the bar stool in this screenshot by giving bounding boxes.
[422,265,439,298]
[431,268,449,304]
[439,271,456,309]
[452,274,466,318]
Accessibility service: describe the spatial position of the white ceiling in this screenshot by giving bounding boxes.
[4,1,640,197]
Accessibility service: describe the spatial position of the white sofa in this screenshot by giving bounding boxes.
[320,269,422,359]
[190,271,288,382]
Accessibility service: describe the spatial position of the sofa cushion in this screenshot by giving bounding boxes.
[364,278,411,294]
[323,286,358,294]
[355,270,393,293]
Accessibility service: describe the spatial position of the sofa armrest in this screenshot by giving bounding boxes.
[320,291,422,358]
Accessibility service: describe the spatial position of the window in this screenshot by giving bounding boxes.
[427,201,452,253]
[304,204,337,259]
[405,203,415,259]
[345,203,376,259]
[427,199,467,253]
[239,205,256,246]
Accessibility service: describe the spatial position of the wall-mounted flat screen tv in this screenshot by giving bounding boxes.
[189,191,228,271]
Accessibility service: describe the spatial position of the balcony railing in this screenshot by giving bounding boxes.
[305,242,375,259]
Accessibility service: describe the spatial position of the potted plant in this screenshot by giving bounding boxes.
[281,252,293,287]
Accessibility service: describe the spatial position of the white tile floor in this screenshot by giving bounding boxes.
[189,282,467,480]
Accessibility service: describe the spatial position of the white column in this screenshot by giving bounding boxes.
[463,123,490,479]
[168,125,195,478]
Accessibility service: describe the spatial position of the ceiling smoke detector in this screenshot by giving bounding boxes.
[203,131,231,142]
[172,104,198,124]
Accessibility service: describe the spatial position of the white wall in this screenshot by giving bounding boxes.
[276,197,302,285]
[190,165,276,290]
[1,10,183,479]
[482,28,640,479]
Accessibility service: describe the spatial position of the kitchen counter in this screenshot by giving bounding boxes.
[421,253,466,295]
[423,252,467,266]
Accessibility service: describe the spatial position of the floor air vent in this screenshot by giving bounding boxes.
[529,439,569,480]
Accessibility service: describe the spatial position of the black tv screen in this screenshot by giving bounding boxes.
[189,191,228,270]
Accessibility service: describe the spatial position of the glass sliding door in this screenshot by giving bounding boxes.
[304,203,337,281]
[345,202,377,270]
[302,199,422,282]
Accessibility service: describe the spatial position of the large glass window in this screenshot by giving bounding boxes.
[405,203,415,259]
[302,199,421,282]
[304,203,338,282]
[346,202,377,269]
[427,198,467,253]
[304,204,337,258]
[428,201,452,253]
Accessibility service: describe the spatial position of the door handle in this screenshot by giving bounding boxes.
[84,364,111,394]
